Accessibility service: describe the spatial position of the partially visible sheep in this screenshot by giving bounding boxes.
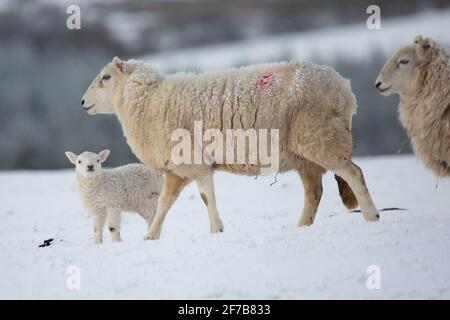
[376,35,450,176]
[81,57,380,240]
[65,150,162,244]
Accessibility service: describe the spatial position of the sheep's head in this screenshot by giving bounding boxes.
[375,35,436,97]
[65,150,110,177]
[81,57,132,115]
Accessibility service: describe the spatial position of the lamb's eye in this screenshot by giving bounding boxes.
[78,160,81,164]
[97,159,99,163]
[102,74,111,81]
[398,59,410,66]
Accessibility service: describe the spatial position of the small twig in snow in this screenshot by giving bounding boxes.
[350,207,407,213]
[270,173,278,186]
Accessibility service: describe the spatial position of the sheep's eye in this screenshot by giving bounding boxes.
[102,74,111,81]
[78,160,81,164]
[398,59,410,66]
[97,159,99,163]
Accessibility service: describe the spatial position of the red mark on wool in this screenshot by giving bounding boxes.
[256,71,275,89]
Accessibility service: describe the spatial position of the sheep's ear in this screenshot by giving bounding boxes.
[414,35,423,45]
[98,149,111,163]
[112,57,127,74]
[415,36,433,59]
[420,38,432,51]
[65,151,78,165]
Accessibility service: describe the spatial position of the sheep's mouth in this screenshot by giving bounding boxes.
[86,168,95,172]
[377,85,391,93]
[83,104,95,112]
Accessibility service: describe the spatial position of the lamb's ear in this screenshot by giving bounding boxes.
[98,149,111,163]
[112,57,127,74]
[65,151,78,165]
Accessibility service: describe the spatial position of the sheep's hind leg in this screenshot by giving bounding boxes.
[292,118,379,222]
[145,172,189,240]
[297,164,324,227]
[195,172,224,233]
[333,162,379,222]
[93,211,106,244]
[106,208,122,242]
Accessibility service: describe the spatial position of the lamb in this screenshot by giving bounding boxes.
[81,57,380,240]
[65,150,162,244]
[376,35,450,177]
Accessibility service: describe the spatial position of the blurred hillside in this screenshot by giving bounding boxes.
[0,0,449,169]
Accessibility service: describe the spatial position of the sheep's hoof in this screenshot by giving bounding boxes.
[297,221,313,227]
[211,223,224,233]
[363,211,380,222]
[94,239,103,244]
[144,231,160,240]
[297,216,314,227]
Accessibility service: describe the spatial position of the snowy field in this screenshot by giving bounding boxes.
[0,155,449,299]
[143,9,450,72]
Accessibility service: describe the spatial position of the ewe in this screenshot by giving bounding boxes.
[376,36,450,177]
[81,58,379,240]
[65,150,162,244]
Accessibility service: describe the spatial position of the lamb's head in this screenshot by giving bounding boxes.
[375,35,437,97]
[65,150,110,177]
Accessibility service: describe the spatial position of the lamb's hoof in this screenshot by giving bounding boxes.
[94,239,103,244]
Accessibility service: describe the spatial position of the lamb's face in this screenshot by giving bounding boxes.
[375,35,434,97]
[81,57,128,115]
[65,150,110,178]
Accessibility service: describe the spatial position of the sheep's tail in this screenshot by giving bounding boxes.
[334,174,358,210]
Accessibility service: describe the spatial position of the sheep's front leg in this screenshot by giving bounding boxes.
[145,172,188,240]
[93,212,106,244]
[196,172,224,233]
[106,208,122,242]
[297,166,324,227]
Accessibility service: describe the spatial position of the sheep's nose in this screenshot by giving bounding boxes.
[81,99,85,106]
[375,81,382,89]
[87,165,94,170]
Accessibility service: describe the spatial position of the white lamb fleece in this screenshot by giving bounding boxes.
[65,150,162,244]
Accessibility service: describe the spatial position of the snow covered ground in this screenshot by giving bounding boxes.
[0,155,449,299]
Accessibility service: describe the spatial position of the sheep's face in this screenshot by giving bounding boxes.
[375,35,434,97]
[65,150,110,178]
[81,57,129,115]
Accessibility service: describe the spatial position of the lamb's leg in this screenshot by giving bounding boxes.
[195,172,224,233]
[145,172,188,240]
[297,165,324,226]
[93,212,106,244]
[106,208,122,242]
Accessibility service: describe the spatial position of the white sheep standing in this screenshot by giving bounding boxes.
[65,150,162,244]
[81,58,380,240]
[376,35,450,177]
